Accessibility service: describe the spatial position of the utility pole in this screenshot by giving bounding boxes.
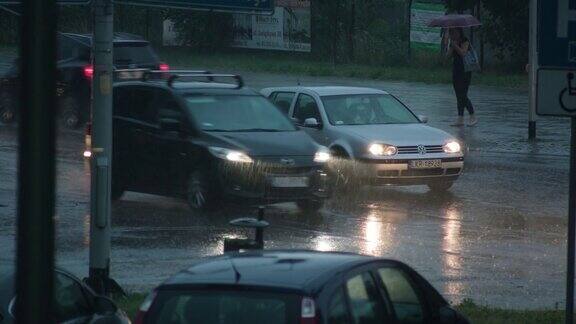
[15,0,57,322]
[528,0,538,140]
[86,0,119,295]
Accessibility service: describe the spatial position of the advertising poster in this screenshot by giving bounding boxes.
[232,0,311,52]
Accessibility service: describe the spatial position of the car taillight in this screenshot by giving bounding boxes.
[83,65,94,79]
[134,291,157,324]
[159,63,170,71]
[300,297,318,324]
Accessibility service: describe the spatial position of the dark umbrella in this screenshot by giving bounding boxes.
[427,14,482,28]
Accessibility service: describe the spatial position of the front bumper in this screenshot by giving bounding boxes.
[219,163,331,203]
[358,156,464,185]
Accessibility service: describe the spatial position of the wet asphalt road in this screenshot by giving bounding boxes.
[0,70,572,310]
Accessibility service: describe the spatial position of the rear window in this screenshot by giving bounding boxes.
[146,290,301,324]
[114,42,158,65]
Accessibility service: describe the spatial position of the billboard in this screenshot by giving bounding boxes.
[231,0,310,52]
[410,1,444,48]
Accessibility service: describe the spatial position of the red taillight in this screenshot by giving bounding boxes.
[159,63,170,71]
[300,297,318,324]
[84,65,94,79]
[133,291,157,324]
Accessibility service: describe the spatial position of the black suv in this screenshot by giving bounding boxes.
[0,32,167,128]
[111,73,331,211]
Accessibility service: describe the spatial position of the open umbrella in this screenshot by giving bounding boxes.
[427,14,482,28]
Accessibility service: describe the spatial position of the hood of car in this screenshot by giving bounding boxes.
[209,130,320,157]
[341,124,455,146]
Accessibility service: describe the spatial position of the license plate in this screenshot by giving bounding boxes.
[271,177,309,188]
[117,71,144,80]
[409,159,442,169]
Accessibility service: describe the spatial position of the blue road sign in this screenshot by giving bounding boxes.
[114,0,273,12]
[539,0,576,68]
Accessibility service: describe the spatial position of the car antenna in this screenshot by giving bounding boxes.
[229,258,242,284]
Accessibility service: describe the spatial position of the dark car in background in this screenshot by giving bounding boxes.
[134,250,469,324]
[111,72,331,211]
[0,265,130,324]
[0,32,167,128]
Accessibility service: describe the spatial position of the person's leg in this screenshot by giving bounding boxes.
[452,78,465,126]
[463,73,477,125]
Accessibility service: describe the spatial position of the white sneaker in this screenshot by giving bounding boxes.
[451,116,464,127]
[468,115,478,126]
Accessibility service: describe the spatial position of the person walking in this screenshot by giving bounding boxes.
[446,28,477,126]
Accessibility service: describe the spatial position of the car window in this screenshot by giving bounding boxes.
[57,34,85,61]
[154,90,182,121]
[53,272,92,323]
[271,92,295,114]
[345,273,387,324]
[185,95,296,132]
[114,42,159,65]
[293,94,321,124]
[321,94,420,125]
[378,268,425,324]
[114,87,158,124]
[146,290,300,324]
[328,288,350,324]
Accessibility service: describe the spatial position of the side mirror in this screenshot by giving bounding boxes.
[160,118,181,132]
[418,115,429,123]
[303,118,321,128]
[93,296,118,314]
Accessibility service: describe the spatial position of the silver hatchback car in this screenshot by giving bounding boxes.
[261,86,464,191]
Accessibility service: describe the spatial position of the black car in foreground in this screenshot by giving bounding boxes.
[134,250,469,324]
[111,72,331,211]
[0,32,167,128]
[0,266,129,324]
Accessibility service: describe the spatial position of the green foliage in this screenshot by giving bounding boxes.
[164,10,233,52]
[481,0,528,67]
[311,0,410,65]
[445,0,529,67]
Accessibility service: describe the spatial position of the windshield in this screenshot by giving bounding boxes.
[185,95,297,132]
[321,94,420,125]
[147,290,300,324]
[113,42,158,65]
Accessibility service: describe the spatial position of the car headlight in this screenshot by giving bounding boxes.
[368,143,397,156]
[208,147,253,163]
[314,147,331,163]
[443,141,462,153]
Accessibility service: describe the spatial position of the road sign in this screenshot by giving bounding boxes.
[538,0,576,68]
[537,69,576,116]
[114,0,274,12]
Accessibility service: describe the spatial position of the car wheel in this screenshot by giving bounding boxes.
[296,199,324,212]
[60,97,81,129]
[0,91,15,124]
[428,181,454,192]
[187,169,219,211]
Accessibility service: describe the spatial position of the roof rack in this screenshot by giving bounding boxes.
[167,73,244,89]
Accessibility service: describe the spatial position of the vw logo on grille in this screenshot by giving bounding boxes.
[417,145,427,155]
[280,158,295,166]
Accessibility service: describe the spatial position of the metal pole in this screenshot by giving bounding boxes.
[528,0,538,140]
[87,0,118,296]
[567,117,576,324]
[15,0,57,322]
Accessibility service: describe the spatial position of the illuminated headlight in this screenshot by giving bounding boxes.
[443,141,462,153]
[314,147,331,163]
[368,143,397,156]
[209,147,253,163]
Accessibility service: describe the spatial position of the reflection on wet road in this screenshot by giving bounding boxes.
[0,74,571,310]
